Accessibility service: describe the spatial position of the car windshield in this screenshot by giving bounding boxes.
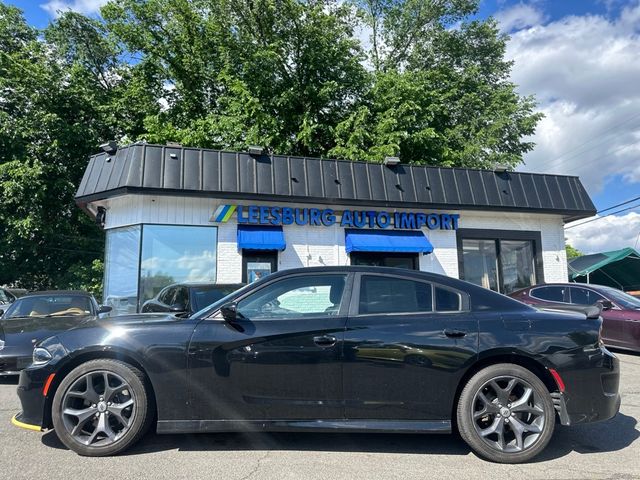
[601,287,640,310]
[2,295,93,319]
[192,285,243,311]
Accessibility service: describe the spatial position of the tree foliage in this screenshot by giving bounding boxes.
[0,0,543,291]
[566,244,583,260]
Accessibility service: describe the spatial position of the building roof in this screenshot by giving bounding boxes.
[76,143,596,221]
[569,247,640,291]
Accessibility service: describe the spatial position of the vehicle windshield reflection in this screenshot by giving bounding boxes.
[191,283,254,319]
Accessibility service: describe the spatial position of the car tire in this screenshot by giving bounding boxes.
[456,363,555,464]
[51,359,154,456]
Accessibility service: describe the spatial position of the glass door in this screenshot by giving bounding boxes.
[242,250,278,283]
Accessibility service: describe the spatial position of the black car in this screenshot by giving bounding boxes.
[141,283,244,316]
[13,267,619,463]
[0,291,111,375]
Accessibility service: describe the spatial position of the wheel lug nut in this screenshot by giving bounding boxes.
[95,413,100,418]
[505,418,510,423]
[507,404,511,408]
[91,404,96,408]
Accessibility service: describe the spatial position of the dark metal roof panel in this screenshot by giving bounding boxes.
[75,143,596,221]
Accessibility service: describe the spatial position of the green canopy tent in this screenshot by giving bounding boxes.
[568,247,640,292]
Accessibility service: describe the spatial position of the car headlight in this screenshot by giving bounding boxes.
[32,347,53,365]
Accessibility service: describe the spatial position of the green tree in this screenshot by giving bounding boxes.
[0,5,154,291]
[0,0,544,291]
[330,1,541,166]
[566,244,583,260]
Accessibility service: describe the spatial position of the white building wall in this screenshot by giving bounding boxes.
[98,194,568,285]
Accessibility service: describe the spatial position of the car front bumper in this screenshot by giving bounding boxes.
[13,364,54,431]
[554,346,621,426]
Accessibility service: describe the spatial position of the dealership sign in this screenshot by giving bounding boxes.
[213,205,459,230]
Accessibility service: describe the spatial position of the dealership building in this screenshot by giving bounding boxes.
[75,143,596,314]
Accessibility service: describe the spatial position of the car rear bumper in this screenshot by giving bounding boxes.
[555,347,621,426]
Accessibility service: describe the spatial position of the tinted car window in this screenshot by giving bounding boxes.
[0,289,9,304]
[531,286,566,302]
[570,287,604,305]
[435,287,462,312]
[359,275,432,314]
[193,286,241,311]
[237,275,346,320]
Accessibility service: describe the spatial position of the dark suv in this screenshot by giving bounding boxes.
[141,283,244,316]
[510,283,640,352]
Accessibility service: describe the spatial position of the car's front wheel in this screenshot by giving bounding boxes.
[456,363,555,463]
[51,359,153,456]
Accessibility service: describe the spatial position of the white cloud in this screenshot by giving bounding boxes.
[41,0,108,17]
[506,2,640,194]
[565,212,640,254]
[495,2,546,32]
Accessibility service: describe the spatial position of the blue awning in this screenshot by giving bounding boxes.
[345,229,433,254]
[237,225,286,251]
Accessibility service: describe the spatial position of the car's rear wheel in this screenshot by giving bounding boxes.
[51,359,153,456]
[457,363,555,463]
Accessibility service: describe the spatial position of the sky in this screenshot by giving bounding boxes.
[5,0,640,254]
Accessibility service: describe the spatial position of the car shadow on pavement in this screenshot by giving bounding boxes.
[41,412,638,461]
[0,376,18,385]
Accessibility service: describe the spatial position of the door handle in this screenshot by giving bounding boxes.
[313,335,337,347]
[444,328,467,338]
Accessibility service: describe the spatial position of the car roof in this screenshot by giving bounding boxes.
[164,283,245,288]
[526,283,612,290]
[19,290,94,298]
[263,265,468,287]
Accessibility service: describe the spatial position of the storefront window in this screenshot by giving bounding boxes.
[461,239,499,291]
[461,236,537,294]
[139,225,217,307]
[104,226,141,315]
[500,240,536,293]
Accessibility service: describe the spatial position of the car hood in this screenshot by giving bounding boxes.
[0,315,94,355]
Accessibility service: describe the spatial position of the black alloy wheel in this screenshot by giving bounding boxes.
[457,363,555,463]
[52,359,153,456]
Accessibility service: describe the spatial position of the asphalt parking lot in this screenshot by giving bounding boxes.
[1,352,639,480]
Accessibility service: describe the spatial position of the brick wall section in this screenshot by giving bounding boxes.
[101,195,568,285]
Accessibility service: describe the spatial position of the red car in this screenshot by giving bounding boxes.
[510,283,640,352]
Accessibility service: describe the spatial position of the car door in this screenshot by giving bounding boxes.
[343,273,478,421]
[188,272,352,422]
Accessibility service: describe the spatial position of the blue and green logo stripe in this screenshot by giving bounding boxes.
[212,204,237,222]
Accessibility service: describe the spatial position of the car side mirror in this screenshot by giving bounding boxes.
[98,305,112,315]
[220,302,239,323]
[598,300,613,311]
[170,303,187,313]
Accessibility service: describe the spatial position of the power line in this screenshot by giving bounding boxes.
[533,111,640,170]
[566,202,640,230]
[597,195,640,214]
[535,137,640,172]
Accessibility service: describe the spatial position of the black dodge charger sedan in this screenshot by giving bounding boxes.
[13,267,620,463]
